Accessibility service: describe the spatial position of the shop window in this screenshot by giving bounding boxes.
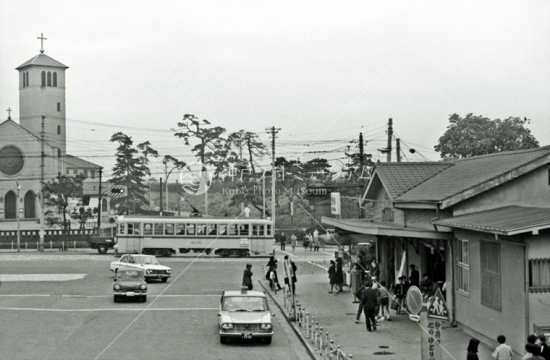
[529,258,550,293]
[455,239,469,294]
[480,241,501,310]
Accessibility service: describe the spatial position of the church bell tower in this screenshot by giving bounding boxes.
[16,33,68,156]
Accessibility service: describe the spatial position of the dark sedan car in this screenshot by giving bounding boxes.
[113,269,147,302]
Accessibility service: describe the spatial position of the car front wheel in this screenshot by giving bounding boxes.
[113,295,119,303]
[220,336,227,344]
[264,337,272,345]
[97,244,108,254]
[141,295,147,302]
[161,278,168,283]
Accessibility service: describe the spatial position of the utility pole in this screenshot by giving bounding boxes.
[396,138,401,162]
[160,177,163,215]
[16,181,20,252]
[265,126,280,227]
[39,115,45,252]
[386,118,393,162]
[97,168,103,232]
[359,132,364,168]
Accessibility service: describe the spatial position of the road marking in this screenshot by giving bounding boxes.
[0,294,221,298]
[0,307,218,312]
[306,261,328,271]
[0,274,87,281]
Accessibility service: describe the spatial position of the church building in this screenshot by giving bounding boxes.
[0,36,101,230]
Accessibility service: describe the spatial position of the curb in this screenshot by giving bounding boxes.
[259,280,318,360]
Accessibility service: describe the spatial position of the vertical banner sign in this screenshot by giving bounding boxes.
[420,312,442,360]
[330,192,341,215]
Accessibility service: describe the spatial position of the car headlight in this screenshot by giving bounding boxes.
[166,269,172,274]
[260,323,272,330]
[114,284,121,290]
[140,284,147,290]
[146,269,152,274]
[221,323,233,330]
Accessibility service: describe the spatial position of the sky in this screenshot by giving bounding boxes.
[1,0,549,179]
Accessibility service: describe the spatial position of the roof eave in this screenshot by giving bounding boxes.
[440,153,550,209]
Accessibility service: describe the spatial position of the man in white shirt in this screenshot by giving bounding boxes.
[492,335,513,360]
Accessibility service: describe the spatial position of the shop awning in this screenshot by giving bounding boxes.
[432,206,550,236]
[322,216,453,240]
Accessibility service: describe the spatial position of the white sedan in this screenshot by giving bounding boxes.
[110,254,172,282]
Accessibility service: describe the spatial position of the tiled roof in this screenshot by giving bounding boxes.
[64,154,100,169]
[433,206,550,235]
[16,53,68,70]
[396,146,550,203]
[374,163,451,199]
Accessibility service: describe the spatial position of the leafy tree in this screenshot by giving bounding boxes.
[70,207,94,230]
[43,174,85,230]
[435,114,539,159]
[302,158,332,180]
[110,132,158,214]
[174,114,227,173]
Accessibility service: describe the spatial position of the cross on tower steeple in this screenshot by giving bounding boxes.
[37,32,47,54]
[6,107,12,120]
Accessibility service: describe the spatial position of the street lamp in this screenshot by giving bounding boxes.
[164,162,184,213]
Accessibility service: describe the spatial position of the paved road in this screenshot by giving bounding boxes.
[0,255,311,360]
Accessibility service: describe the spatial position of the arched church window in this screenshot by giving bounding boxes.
[22,73,26,88]
[47,72,52,86]
[24,191,36,218]
[4,191,16,219]
[102,198,108,212]
[57,125,61,135]
[41,71,46,86]
[53,72,57,87]
[26,72,29,87]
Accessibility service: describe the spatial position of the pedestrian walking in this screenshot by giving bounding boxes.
[492,335,513,360]
[354,281,368,323]
[361,283,379,332]
[394,276,408,314]
[280,232,286,251]
[242,264,253,290]
[328,260,337,293]
[350,263,362,303]
[283,255,297,295]
[313,229,320,251]
[291,233,297,252]
[335,258,344,293]
[266,256,282,291]
[467,338,481,360]
[377,281,391,321]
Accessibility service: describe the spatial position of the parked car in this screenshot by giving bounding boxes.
[110,254,172,282]
[113,269,147,302]
[218,289,274,344]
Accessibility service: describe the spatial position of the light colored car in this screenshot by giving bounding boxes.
[110,254,172,282]
[218,289,274,344]
[113,269,147,303]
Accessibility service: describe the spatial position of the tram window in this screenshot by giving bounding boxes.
[186,224,196,235]
[227,224,237,236]
[239,224,249,236]
[197,224,206,235]
[259,224,265,236]
[165,224,174,235]
[207,224,217,235]
[252,224,259,236]
[267,224,272,236]
[175,223,185,235]
[154,223,164,235]
[128,223,140,235]
[218,225,227,236]
[118,224,126,235]
[143,223,153,236]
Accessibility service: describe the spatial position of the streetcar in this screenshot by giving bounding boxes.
[114,215,275,257]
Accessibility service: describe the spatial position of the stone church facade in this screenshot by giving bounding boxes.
[0,46,100,230]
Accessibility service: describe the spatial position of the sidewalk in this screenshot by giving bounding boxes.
[264,248,496,360]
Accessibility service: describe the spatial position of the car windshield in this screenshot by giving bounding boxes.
[134,256,160,265]
[222,296,267,312]
[117,270,144,281]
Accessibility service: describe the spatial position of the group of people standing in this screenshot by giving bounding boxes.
[466,333,549,360]
[278,230,321,252]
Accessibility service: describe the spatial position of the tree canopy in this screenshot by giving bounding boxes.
[434,114,539,159]
[43,174,85,229]
[110,132,158,214]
